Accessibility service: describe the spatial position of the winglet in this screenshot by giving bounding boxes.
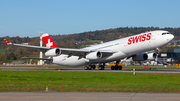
[4,39,12,45]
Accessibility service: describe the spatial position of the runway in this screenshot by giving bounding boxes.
[0,92,180,101]
[0,66,180,73]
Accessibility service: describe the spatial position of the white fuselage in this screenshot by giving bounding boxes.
[52,30,174,67]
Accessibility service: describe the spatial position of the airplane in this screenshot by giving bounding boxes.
[4,30,174,70]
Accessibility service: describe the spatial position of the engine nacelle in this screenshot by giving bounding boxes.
[45,48,61,56]
[85,51,102,60]
[132,53,148,61]
[147,53,157,60]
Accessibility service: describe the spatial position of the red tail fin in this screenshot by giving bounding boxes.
[4,39,12,44]
[42,34,58,48]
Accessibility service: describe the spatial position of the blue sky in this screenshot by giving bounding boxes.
[0,0,180,37]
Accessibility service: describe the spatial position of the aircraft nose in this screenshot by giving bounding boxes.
[170,34,174,40]
[166,34,174,42]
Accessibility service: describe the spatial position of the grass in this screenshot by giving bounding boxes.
[0,71,180,92]
[0,49,5,53]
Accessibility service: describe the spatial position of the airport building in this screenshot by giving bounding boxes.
[155,49,180,65]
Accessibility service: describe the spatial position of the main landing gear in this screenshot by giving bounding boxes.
[111,65,122,70]
[98,65,105,70]
[84,65,96,70]
[84,62,123,70]
[84,64,105,70]
[110,60,122,70]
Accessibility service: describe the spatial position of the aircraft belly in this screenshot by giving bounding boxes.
[53,55,88,67]
[92,51,126,63]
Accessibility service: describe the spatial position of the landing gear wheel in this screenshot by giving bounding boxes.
[88,65,96,70]
[102,66,105,70]
[119,66,122,70]
[92,65,96,70]
[98,66,102,70]
[88,67,92,70]
[84,66,88,70]
[111,66,115,70]
[115,66,119,70]
[84,66,91,70]
[98,65,104,70]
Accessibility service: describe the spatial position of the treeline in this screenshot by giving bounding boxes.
[0,27,180,62]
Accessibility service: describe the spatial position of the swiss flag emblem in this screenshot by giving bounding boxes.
[42,34,58,48]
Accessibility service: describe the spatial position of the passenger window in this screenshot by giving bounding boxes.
[162,33,166,35]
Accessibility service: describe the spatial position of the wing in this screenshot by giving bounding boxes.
[4,39,116,57]
[4,39,50,50]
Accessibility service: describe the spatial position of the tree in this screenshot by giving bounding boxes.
[9,51,16,60]
[4,48,10,60]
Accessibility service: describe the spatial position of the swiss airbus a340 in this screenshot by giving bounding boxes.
[4,30,174,70]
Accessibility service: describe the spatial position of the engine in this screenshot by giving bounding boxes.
[45,48,61,56]
[147,53,157,60]
[85,51,102,60]
[132,53,148,61]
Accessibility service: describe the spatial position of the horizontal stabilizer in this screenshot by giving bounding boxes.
[21,57,52,60]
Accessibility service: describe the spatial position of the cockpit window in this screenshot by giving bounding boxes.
[162,32,171,35]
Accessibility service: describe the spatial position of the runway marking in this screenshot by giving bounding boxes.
[112,97,141,99]
[155,97,180,99]
[69,96,98,98]
[0,96,55,98]
[1,96,180,99]
[25,96,55,98]
[0,96,13,98]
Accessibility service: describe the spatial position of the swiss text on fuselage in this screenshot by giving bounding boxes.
[127,33,151,45]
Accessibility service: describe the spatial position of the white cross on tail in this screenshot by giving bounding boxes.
[46,39,53,48]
